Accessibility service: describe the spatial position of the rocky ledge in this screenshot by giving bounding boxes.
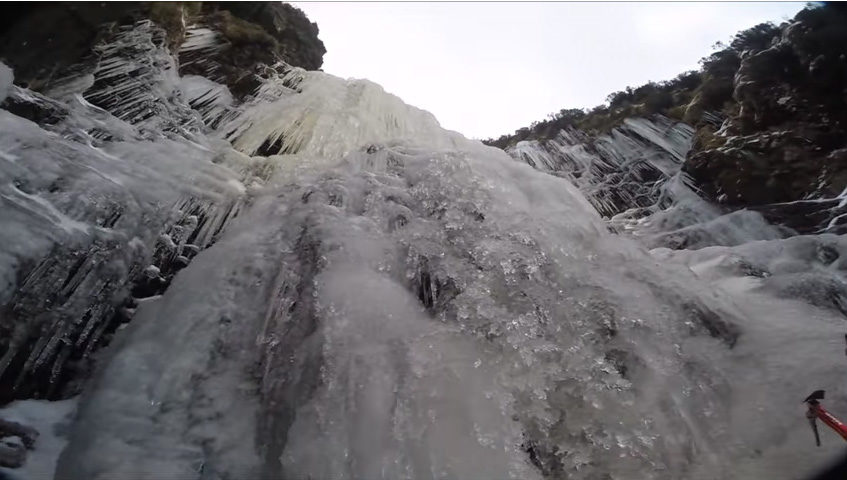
[488,4,847,236]
[0,2,325,94]
[684,5,847,233]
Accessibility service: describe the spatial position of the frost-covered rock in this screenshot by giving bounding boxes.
[503,114,790,250]
[683,5,847,233]
[0,21,248,402]
[0,2,324,95]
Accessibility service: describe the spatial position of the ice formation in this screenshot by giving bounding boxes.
[1,20,846,480]
[505,115,790,251]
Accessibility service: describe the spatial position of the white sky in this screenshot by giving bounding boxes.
[293,2,805,139]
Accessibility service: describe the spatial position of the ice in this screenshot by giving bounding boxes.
[1,19,846,480]
[505,115,797,250]
[509,117,694,219]
[0,35,248,398]
[222,67,470,160]
[0,399,77,480]
[178,75,234,127]
[651,235,847,476]
[52,65,841,476]
[0,62,12,104]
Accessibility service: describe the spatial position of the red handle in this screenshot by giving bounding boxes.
[812,404,847,442]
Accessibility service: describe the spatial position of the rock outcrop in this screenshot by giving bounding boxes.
[0,2,325,94]
[0,2,324,403]
[488,4,847,236]
[683,5,847,233]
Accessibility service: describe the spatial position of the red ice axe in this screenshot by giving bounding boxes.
[804,390,847,446]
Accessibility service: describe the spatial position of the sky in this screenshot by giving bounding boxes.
[293,2,806,139]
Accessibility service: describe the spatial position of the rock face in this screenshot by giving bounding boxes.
[490,4,847,236]
[0,2,325,93]
[683,5,847,233]
[214,2,326,71]
[0,2,324,403]
[503,114,788,251]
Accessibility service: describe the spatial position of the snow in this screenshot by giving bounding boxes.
[0,399,77,480]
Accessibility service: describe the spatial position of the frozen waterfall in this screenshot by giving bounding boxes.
[1,21,846,480]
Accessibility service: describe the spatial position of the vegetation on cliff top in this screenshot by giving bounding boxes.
[486,2,847,233]
[482,8,801,149]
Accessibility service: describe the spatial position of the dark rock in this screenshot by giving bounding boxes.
[682,301,740,347]
[0,2,147,91]
[681,4,847,233]
[0,418,38,449]
[213,2,326,71]
[0,442,25,469]
[0,87,68,125]
[176,3,324,101]
[0,2,325,96]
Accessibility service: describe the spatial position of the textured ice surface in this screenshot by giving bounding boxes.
[0,21,262,401]
[1,21,846,480]
[0,93,247,399]
[55,70,844,480]
[509,117,693,219]
[507,116,790,250]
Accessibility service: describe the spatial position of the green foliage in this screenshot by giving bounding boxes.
[729,22,781,52]
[700,49,740,79]
[645,90,674,113]
[210,10,277,47]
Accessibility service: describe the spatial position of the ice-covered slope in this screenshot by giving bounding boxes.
[506,115,789,250]
[1,20,847,480]
[0,22,252,403]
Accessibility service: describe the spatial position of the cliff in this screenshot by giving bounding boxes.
[0,2,325,93]
[487,3,847,237]
[0,2,324,404]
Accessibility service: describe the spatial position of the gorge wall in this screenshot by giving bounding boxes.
[2,3,847,479]
[487,3,847,240]
[0,1,325,404]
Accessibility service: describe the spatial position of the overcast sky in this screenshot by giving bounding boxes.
[293,2,805,139]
